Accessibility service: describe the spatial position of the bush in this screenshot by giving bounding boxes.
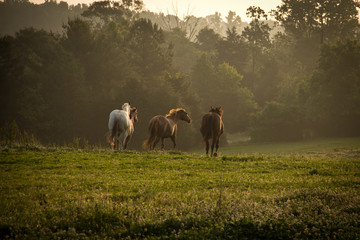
[250,101,303,141]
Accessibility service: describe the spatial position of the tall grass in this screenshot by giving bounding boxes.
[0,121,104,151]
[0,121,41,149]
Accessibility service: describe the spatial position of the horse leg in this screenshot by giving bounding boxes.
[124,135,131,150]
[110,136,115,150]
[205,139,209,156]
[214,137,220,157]
[170,135,176,149]
[161,137,165,149]
[211,137,216,157]
[119,132,127,150]
[152,136,160,150]
[115,137,119,150]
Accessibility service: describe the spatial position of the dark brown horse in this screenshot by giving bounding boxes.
[200,106,224,156]
[143,108,191,150]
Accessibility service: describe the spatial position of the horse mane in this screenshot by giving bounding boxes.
[166,108,186,117]
[130,107,138,121]
[122,103,130,114]
[209,106,223,117]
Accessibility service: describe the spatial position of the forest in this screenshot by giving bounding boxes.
[1,0,360,149]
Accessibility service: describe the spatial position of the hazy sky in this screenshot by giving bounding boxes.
[30,0,283,21]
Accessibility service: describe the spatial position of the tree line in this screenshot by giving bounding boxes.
[1,0,360,149]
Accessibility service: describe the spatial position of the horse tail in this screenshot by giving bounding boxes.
[201,114,214,141]
[108,112,118,147]
[105,131,112,145]
[143,119,158,149]
[108,123,118,147]
[207,115,214,139]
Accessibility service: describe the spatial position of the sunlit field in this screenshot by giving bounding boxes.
[219,137,360,154]
[1,139,360,239]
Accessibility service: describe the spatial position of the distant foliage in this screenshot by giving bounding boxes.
[0,0,87,35]
[1,0,360,145]
[306,40,360,137]
[250,101,303,141]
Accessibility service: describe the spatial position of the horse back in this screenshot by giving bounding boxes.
[201,113,223,140]
[149,115,174,137]
[109,110,132,132]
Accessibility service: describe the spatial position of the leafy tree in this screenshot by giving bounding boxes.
[0,0,87,35]
[216,27,249,75]
[164,27,200,73]
[191,55,257,132]
[128,18,172,82]
[242,6,271,73]
[273,0,360,43]
[196,27,221,52]
[225,11,242,31]
[272,0,360,69]
[0,28,86,142]
[206,12,224,35]
[82,0,143,25]
[250,101,303,141]
[305,40,360,136]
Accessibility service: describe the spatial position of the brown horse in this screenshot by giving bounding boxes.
[143,108,191,150]
[200,106,224,157]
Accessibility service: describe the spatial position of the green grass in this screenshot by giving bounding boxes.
[218,137,360,155]
[1,143,360,239]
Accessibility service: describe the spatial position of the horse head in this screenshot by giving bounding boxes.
[209,106,223,117]
[166,108,191,123]
[122,103,131,114]
[176,108,191,123]
[130,107,138,122]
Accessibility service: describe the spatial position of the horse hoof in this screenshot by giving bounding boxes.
[213,152,217,157]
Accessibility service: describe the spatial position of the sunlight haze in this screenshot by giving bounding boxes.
[29,0,282,21]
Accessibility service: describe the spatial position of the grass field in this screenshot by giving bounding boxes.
[1,139,360,239]
[201,137,360,155]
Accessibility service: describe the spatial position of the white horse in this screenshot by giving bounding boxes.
[108,103,138,150]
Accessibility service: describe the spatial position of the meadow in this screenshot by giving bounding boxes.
[1,139,360,239]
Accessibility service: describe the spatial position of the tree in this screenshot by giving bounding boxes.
[272,0,360,69]
[206,12,224,35]
[273,0,360,43]
[305,40,360,136]
[242,6,271,74]
[164,27,200,73]
[0,28,87,142]
[225,11,242,33]
[82,0,143,25]
[128,18,172,82]
[191,55,257,132]
[216,27,249,74]
[0,0,87,35]
[250,101,303,141]
[196,27,221,52]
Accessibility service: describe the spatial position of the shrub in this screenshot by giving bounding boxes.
[250,101,303,141]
